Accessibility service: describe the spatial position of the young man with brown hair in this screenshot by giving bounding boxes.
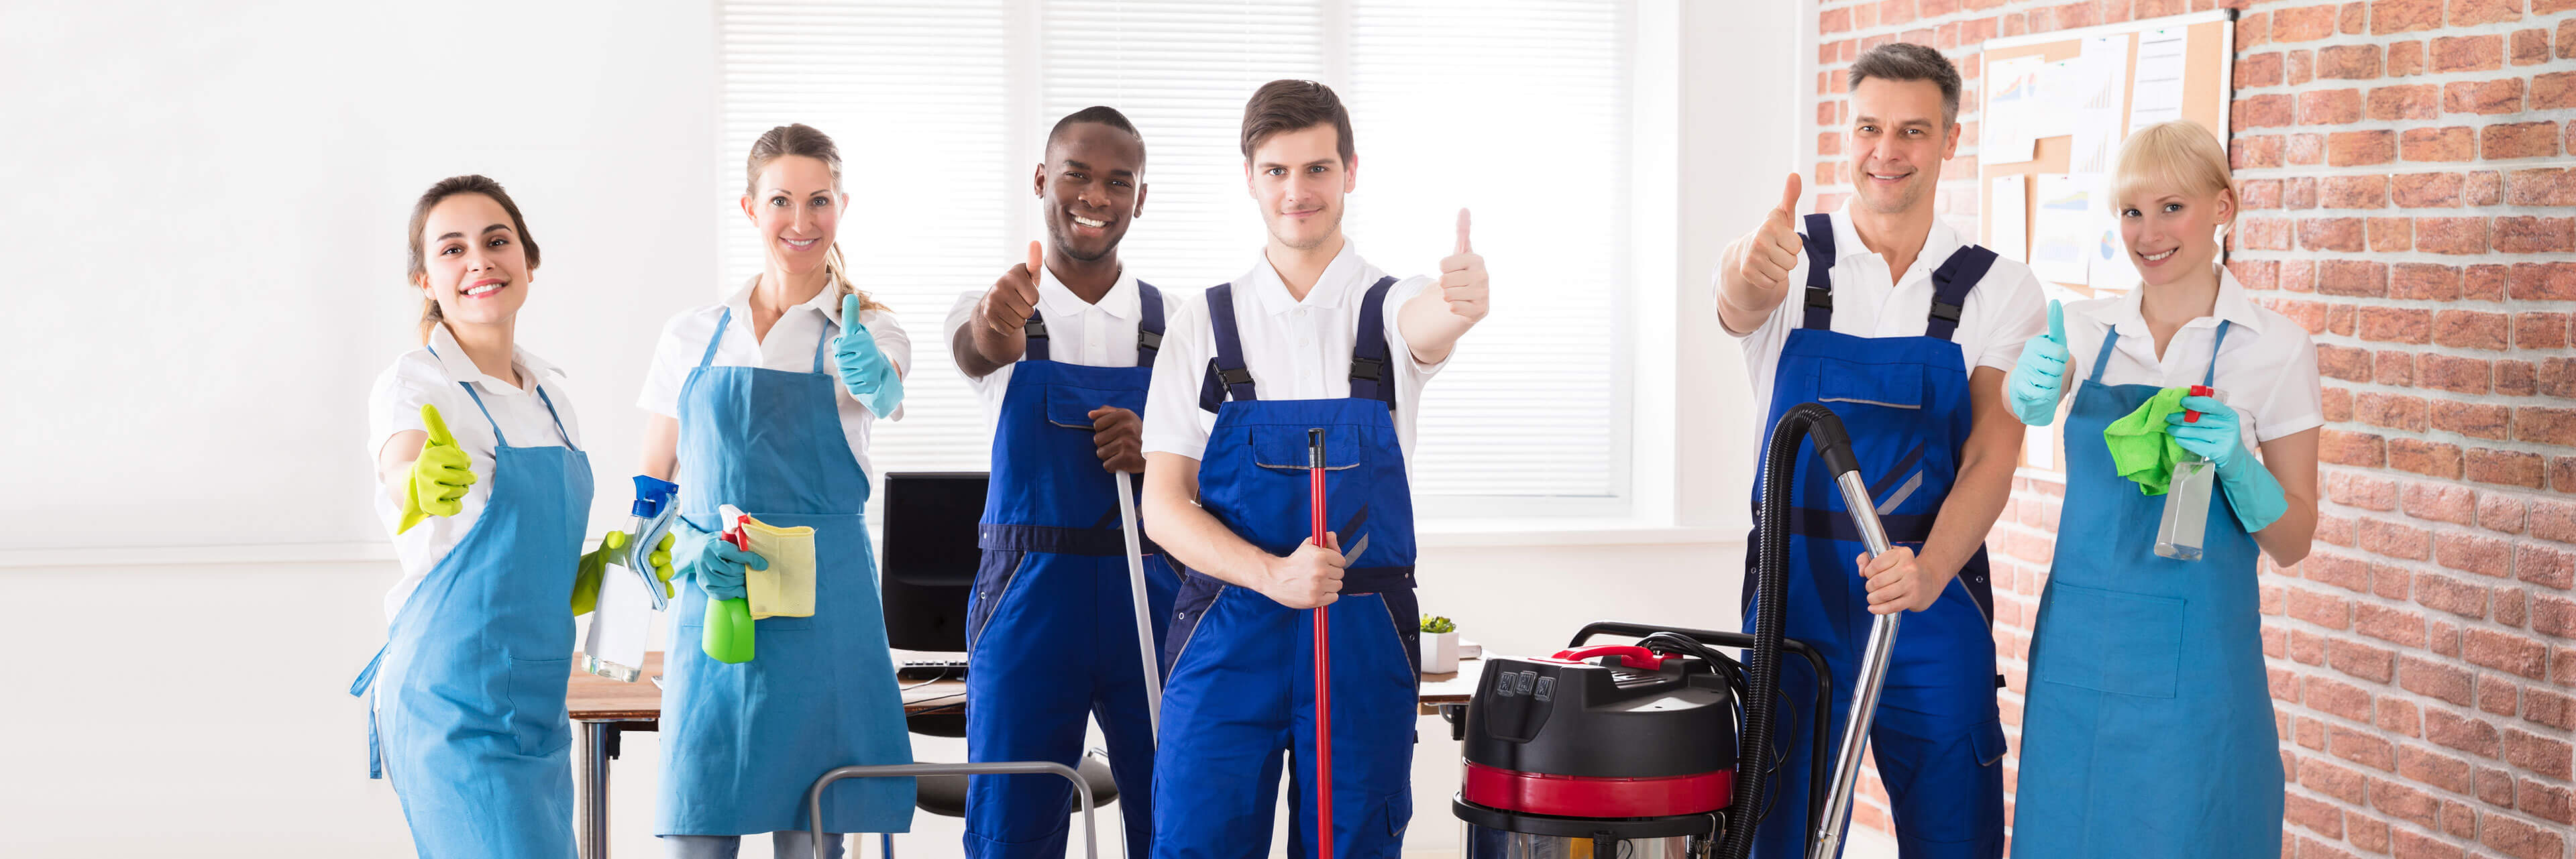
[1715,42,2043,858]
[1138,78,1486,858]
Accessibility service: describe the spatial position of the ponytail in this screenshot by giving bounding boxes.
[824,242,889,314]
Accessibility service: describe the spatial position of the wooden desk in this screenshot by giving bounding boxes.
[564,652,1487,859]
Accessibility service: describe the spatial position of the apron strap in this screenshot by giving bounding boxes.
[1024,310,1051,362]
[2203,320,2233,387]
[700,307,734,371]
[2088,323,2123,386]
[812,307,838,376]
[1800,213,1836,331]
[1202,283,1256,413]
[533,385,577,451]
[1350,276,1399,412]
[1925,245,1999,342]
[1137,281,1165,368]
[425,343,512,447]
[349,644,388,779]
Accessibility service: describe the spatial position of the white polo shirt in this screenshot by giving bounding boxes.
[1142,241,1446,467]
[1726,208,2049,425]
[637,276,911,477]
[945,266,1154,422]
[2061,267,2324,450]
[368,324,586,622]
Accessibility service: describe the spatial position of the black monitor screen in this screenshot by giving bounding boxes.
[879,471,987,652]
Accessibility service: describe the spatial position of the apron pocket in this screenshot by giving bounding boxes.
[2038,583,2186,699]
[504,654,574,756]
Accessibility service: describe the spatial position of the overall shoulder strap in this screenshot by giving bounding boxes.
[1925,244,2000,342]
[1136,281,1164,368]
[1350,276,1399,411]
[1801,213,1836,331]
[1202,284,1255,412]
[1023,310,1050,362]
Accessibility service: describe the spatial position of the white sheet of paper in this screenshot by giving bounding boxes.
[2030,173,2097,286]
[2129,29,2189,130]
[1991,174,2030,262]
[1983,55,2047,164]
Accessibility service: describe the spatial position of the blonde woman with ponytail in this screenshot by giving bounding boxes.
[635,124,916,857]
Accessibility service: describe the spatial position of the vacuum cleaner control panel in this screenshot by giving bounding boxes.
[1464,652,1736,781]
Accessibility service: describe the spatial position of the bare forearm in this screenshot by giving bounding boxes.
[1714,241,1784,337]
[1919,367,2024,579]
[2251,431,2320,565]
[639,414,680,481]
[376,431,424,506]
[953,315,1024,380]
[1142,452,1277,588]
[1398,289,1475,365]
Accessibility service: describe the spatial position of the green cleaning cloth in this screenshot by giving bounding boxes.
[2102,386,2196,495]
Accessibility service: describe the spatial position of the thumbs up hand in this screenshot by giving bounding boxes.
[980,241,1045,335]
[398,403,477,534]
[1727,173,1808,302]
[2007,299,2074,426]
[833,292,906,417]
[1436,209,1488,323]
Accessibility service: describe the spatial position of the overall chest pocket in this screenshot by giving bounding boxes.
[1815,358,1925,410]
[1044,383,1147,431]
[2036,582,2186,699]
[1248,424,1368,471]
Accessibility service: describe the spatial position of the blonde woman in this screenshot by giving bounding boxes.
[2004,120,2320,856]
[638,124,914,858]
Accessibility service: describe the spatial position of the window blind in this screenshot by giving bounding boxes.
[718,0,1633,504]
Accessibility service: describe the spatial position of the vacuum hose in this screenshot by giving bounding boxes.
[1718,403,1866,859]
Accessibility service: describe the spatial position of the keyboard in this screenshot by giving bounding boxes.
[898,659,969,680]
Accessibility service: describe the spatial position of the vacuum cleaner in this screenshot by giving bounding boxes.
[1454,403,1902,859]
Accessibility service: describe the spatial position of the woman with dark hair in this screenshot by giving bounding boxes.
[353,175,667,858]
[637,124,916,858]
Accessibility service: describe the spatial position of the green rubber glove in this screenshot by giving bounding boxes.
[396,404,476,534]
[571,530,629,616]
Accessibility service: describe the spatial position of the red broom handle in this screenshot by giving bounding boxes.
[1307,428,1334,859]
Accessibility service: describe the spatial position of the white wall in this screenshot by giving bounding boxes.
[0,1,1802,856]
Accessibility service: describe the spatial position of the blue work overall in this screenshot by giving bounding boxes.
[2015,323,2282,858]
[350,363,590,859]
[965,284,1183,859]
[657,308,916,838]
[1152,278,1422,859]
[1744,213,2006,859]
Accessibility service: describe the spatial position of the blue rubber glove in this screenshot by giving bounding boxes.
[682,521,767,602]
[2008,300,2071,426]
[2167,395,2288,533]
[833,293,905,417]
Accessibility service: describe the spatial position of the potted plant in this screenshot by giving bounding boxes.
[1419,614,1460,674]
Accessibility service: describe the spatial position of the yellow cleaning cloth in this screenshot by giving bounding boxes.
[2102,386,2196,496]
[737,514,817,619]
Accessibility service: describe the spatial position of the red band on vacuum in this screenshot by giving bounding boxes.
[1461,761,1734,818]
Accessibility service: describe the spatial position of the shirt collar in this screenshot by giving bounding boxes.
[1825,207,1965,284]
[427,323,562,394]
[724,274,848,328]
[1036,264,1138,321]
[2084,266,2267,335]
[1244,239,1366,317]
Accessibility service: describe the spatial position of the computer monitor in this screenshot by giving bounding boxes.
[879,471,988,652]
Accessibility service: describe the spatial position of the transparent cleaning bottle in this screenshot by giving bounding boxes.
[2154,386,2222,561]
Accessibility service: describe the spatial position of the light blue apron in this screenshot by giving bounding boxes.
[350,361,591,859]
[2015,321,2282,857]
[655,306,916,836]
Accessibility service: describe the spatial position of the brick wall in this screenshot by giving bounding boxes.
[1809,1,2576,856]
